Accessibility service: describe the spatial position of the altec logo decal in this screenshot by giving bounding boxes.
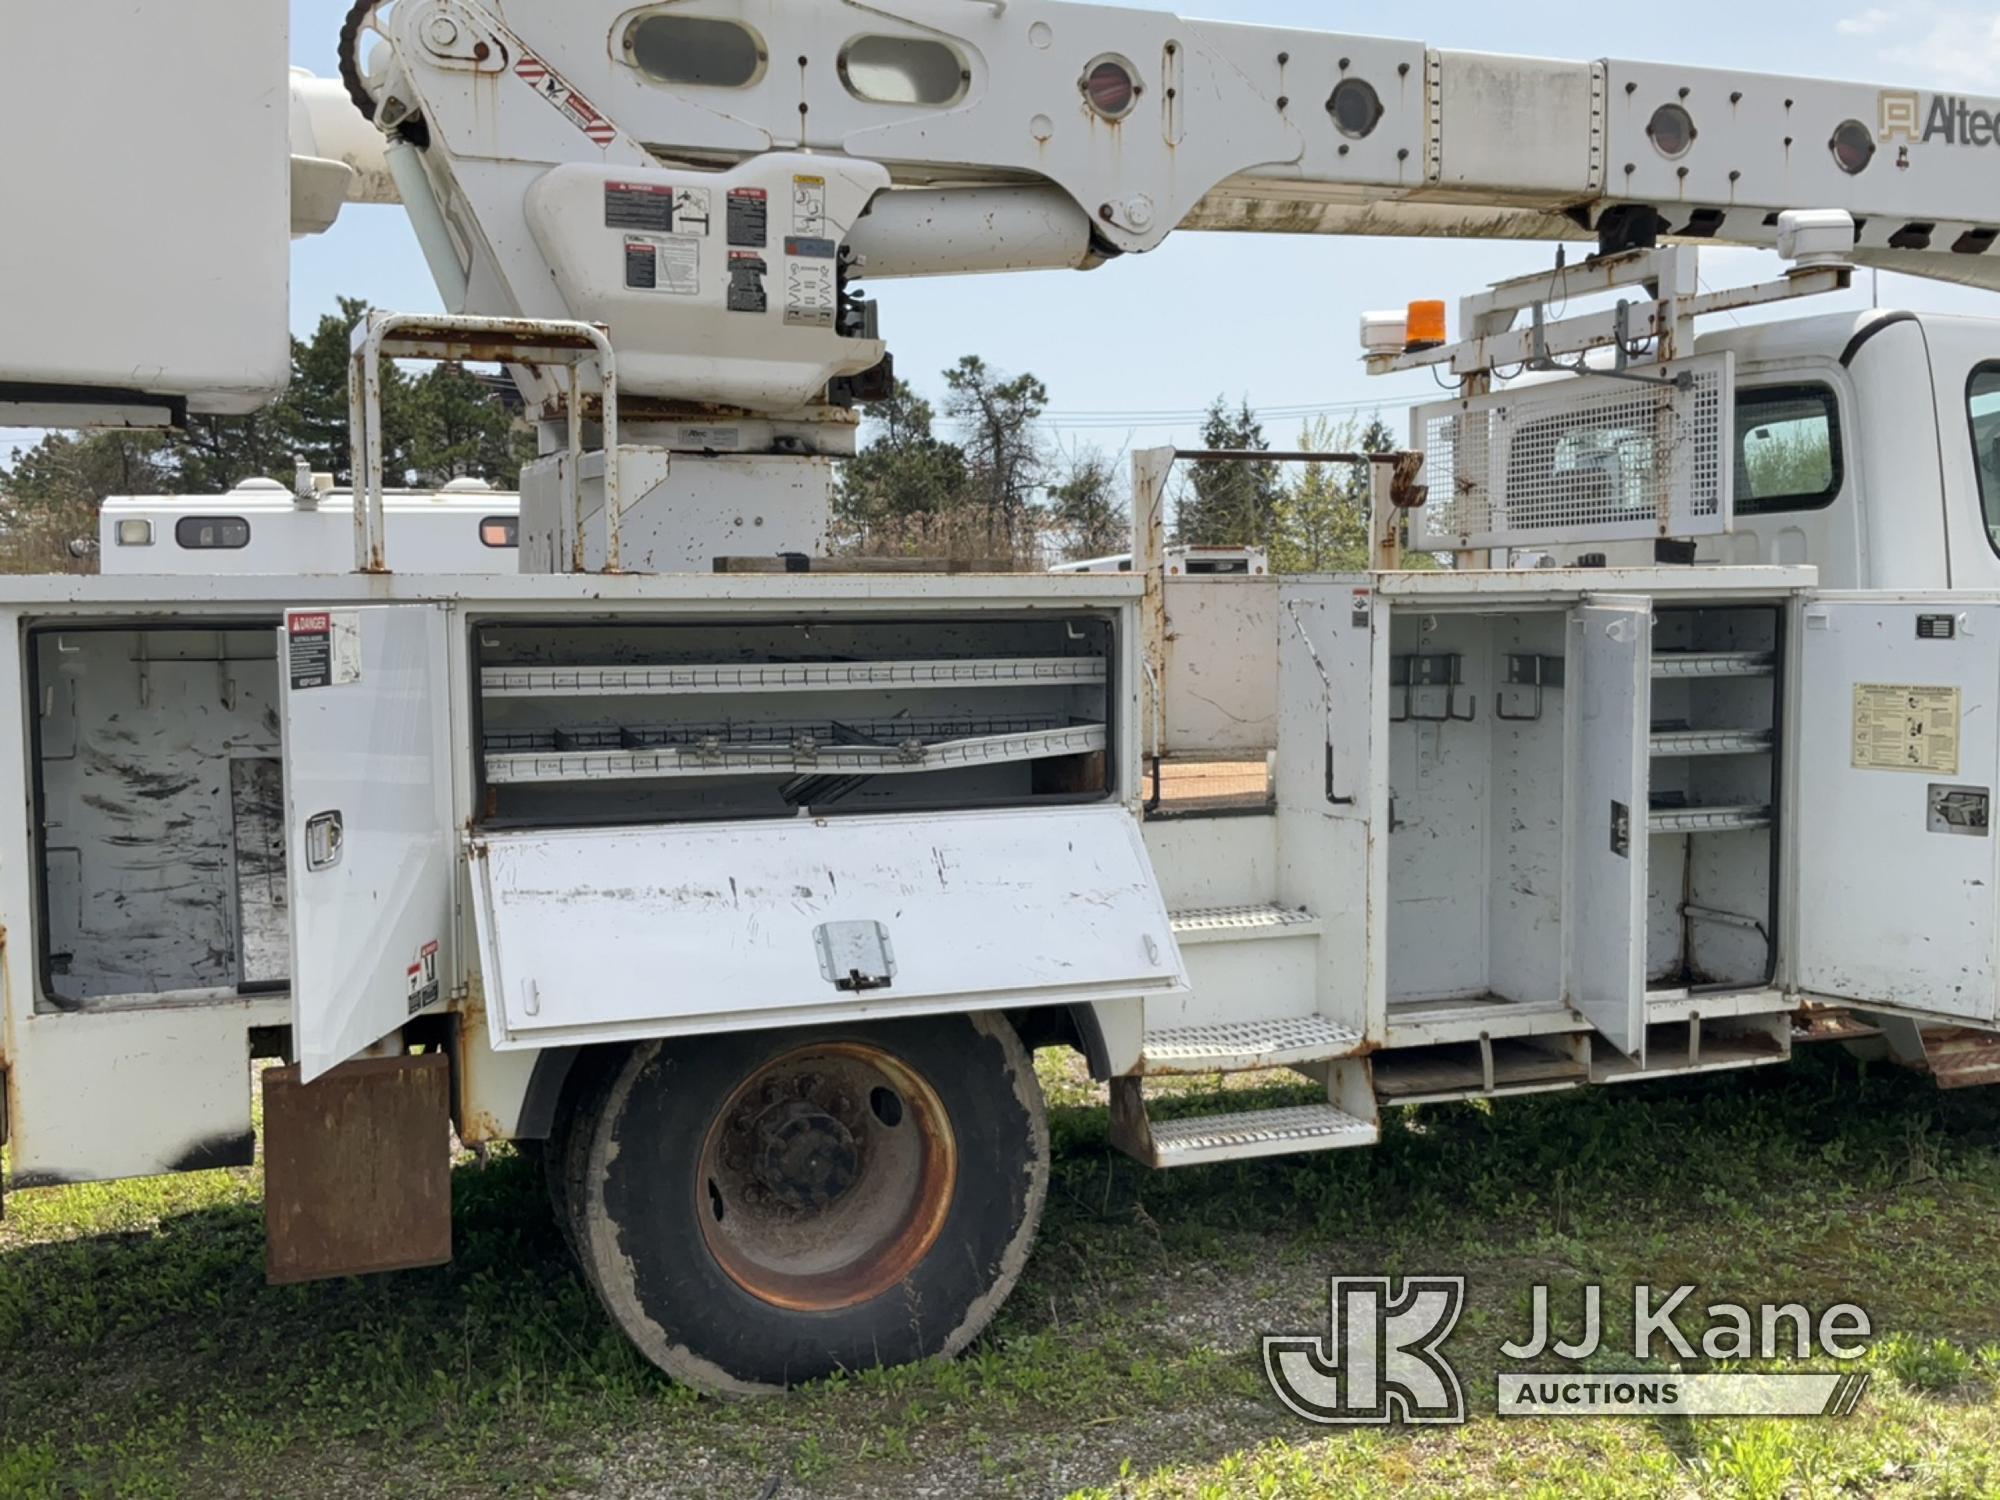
[1880,89,2000,146]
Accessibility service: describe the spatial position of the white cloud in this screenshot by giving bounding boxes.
[1837,8,1897,37]
[1841,3,2000,88]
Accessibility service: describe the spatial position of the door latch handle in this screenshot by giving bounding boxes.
[305,810,344,871]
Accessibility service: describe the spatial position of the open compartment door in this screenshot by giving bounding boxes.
[468,805,1187,1048]
[1567,599,1651,1060]
[281,606,456,1080]
[1795,597,2000,1023]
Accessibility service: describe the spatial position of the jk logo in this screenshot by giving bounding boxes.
[1263,1277,1466,1425]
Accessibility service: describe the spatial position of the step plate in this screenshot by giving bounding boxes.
[1150,1103,1377,1167]
[1143,1015,1362,1073]
[1170,904,1321,946]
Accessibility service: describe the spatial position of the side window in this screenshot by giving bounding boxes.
[1733,384,1842,515]
[1970,364,2000,551]
[175,516,251,550]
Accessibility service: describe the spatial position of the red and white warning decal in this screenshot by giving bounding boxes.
[515,50,618,146]
[406,938,442,1015]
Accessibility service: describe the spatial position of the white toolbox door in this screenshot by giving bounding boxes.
[1796,597,2000,1023]
[280,605,456,1081]
[1567,600,1651,1060]
[468,805,1187,1048]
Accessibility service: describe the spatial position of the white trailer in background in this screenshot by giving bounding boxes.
[3,0,2000,1395]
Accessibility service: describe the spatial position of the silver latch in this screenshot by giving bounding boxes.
[814,920,896,992]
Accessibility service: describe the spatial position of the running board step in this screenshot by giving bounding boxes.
[1108,1066,1379,1169]
[1169,903,1321,946]
[1141,1015,1362,1073]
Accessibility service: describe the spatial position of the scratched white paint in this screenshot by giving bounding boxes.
[469,805,1186,1049]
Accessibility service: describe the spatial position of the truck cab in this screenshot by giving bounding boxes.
[1535,311,2000,590]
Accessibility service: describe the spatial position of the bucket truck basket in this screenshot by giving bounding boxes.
[1409,352,1735,551]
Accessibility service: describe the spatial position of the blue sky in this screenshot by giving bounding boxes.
[11,0,2000,466]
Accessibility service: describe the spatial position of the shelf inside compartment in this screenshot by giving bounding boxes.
[1648,728,1773,758]
[1650,651,1776,680]
[472,615,1117,821]
[1647,803,1774,835]
[483,717,1107,784]
[481,657,1106,698]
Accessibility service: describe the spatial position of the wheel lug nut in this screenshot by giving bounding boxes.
[796,1074,818,1098]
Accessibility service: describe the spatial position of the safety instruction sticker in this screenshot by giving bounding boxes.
[624,235,701,295]
[671,186,711,236]
[287,610,361,691]
[785,259,836,327]
[407,939,441,1015]
[1852,683,1961,774]
[605,181,709,237]
[727,252,768,313]
[728,187,769,247]
[791,174,826,236]
[604,181,673,232]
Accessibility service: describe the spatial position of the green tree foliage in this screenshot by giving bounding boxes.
[1175,397,1283,547]
[0,298,532,573]
[0,432,170,574]
[1269,413,1395,573]
[942,355,1049,554]
[1046,446,1130,561]
[832,381,969,537]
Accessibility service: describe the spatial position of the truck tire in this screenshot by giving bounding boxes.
[567,1012,1049,1394]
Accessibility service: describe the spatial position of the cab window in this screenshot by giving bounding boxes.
[1971,364,2000,549]
[1733,383,1842,515]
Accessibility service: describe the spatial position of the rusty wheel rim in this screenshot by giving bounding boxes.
[696,1042,958,1311]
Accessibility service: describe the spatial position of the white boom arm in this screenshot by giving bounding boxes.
[336,0,2000,422]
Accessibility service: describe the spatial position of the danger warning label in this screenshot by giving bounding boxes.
[516,51,616,146]
[287,610,361,690]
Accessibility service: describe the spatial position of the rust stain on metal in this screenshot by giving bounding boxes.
[1919,1027,2000,1090]
[263,1052,452,1284]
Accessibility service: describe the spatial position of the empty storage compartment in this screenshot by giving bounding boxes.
[1647,606,1782,992]
[1386,607,1570,1010]
[474,613,1118,827]
[31,622,287,1008]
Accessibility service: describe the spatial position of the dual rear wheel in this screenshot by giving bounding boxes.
[547,1012,1050,1394]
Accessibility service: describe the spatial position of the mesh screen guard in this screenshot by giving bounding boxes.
[1410,353,1735,550]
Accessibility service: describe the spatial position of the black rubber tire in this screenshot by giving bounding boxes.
[569,1013,1049,1394]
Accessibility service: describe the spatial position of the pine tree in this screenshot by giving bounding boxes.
[1176,397,1282,547]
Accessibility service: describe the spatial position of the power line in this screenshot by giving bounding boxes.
[1036,391,1412,432]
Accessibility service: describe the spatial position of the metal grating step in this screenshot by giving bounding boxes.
[1651,651,1776,680]
[1649,803,1773,835]
[1143,1015,1362,1072]
[1169,904,1322,946]
[1649,728,1774,758]
[1149,1104,1377,1167]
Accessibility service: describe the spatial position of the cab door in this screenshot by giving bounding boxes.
[1793,595,2000,1023]
[280,605,457,1080]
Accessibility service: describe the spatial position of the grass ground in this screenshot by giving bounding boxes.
[4,1044,2000,1497]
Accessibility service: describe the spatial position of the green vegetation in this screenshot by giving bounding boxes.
[5,1047,2000,1496]
[0,297,533,574]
